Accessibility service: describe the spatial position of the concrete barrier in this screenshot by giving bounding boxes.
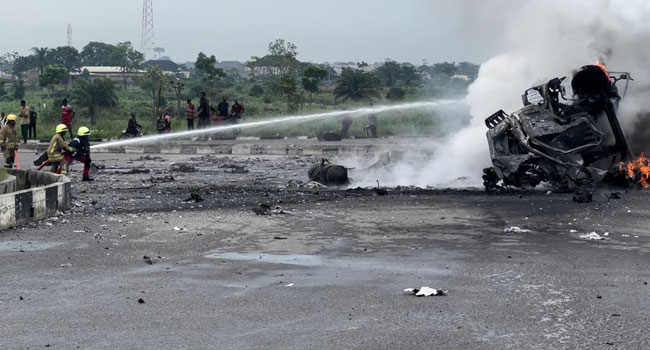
[0,169,71,230]
[0,174,16,195]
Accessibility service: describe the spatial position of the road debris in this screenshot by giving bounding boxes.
[403,287,448,297]
[59,263,72,268]
[149,175,175,183]
[375,180,388,195]
[252,204,272,216]
[504,226,531,233]
[184,193,204,203]
[308,158,349,186]
[608,192,622,200]
[170,163,197,173]
[273,205,288,214]
[580,232,607,240]
[125,168,151,175]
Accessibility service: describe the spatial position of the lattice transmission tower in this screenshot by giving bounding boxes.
[140,0,154,59]
[67,24,72,47]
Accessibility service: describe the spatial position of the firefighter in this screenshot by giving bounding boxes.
[67,126,93,181]
[48,124,75,176]
[0,114,19,168]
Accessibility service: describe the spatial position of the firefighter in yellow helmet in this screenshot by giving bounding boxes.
[48,124,75,175]
[66,126,93,181]
[0,114,19,168]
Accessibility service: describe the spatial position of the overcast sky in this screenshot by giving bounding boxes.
[1,0,517,64]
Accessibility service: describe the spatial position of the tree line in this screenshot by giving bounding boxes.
[0,39,479,131]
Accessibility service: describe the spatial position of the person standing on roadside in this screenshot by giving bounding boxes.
[196,92,212,129]
[28,107,37,140]
[217,97,229,122]
[231,99,244,122]
[61,98,75,139]
[186,99,196,130]
[19,100,30,143]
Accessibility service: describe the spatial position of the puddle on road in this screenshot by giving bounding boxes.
[0,241,62,252]
[206,252,325,267]
[204,251,452,274]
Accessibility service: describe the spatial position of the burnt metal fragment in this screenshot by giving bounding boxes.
[308,158,349,186]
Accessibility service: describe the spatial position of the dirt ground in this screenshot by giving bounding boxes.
[1,151,650,349]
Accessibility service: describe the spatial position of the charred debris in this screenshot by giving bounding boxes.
[483,63,642,197]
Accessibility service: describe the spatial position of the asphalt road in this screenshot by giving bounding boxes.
[1,152,649,349]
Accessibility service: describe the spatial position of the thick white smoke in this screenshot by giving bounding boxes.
[353,0,650,188]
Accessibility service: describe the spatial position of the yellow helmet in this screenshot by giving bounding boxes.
[77,126,91,136]
[56,124,68,133]
[6,114,17,121]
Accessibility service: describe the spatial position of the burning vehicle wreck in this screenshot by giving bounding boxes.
[483,64,634,192]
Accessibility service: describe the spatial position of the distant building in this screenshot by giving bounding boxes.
[71,66,145,83]
[329,62,377,75]
[0,70,13,79]
[450,74,471,82]
[142,59,189,78]
[245,55,301,78]
[216,61,247,77]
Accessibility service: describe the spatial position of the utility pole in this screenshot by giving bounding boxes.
[140,0,154,59]
[171,78,184,120]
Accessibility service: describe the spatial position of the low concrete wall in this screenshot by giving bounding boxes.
[0,169,71,230]
[0,175,16,195]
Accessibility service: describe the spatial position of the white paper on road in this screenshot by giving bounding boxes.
[403,287,447,297]
[504,226,531,233]
[580,232,606,240]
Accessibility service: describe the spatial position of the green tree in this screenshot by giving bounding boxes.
[13,79,25,100]
[278,74,300,112]
[431,62,457,78]
[30,47,50,74]
[249,84,264,97]
[0,79,6,97]
[194,52,225,95]
[80,42,117,66]
[334,68,381,102]
[110,42,145,89]
[139,66,168,120]
[11,55,36,77]
[72,78,118,125]
[386,87,406,101]
[39,65,68,87]
[248,39,298,79]
[375,60,401,87]
[48,46,81,82]
[400,63,420,87]
[0,52,19,71]
[301,65,327,106]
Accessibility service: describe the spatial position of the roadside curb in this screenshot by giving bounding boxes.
[0,170,71,230]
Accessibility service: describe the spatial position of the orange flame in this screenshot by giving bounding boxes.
[595,60,610,79]
[620,153,650,188]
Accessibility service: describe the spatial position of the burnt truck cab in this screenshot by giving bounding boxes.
[483,64,633,191]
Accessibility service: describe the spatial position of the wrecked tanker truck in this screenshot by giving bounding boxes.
[483,64,633,192]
